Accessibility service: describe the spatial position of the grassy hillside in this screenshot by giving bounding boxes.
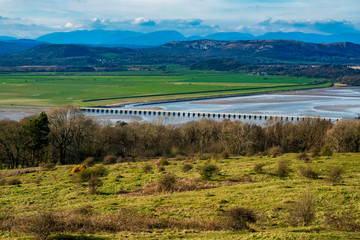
[0,68,330,107]
[1,153,359,239]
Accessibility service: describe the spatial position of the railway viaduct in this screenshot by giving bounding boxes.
[80,107,342,122]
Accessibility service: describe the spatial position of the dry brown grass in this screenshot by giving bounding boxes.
[0,207,225,238]
[130,176,231,196]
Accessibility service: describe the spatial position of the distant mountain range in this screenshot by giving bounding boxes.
[1,29,360,54]
[2,39,360,69]
[0,39,44,54]
[36,29,360,46]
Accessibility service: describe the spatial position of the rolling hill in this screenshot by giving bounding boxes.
[1,39,360,68]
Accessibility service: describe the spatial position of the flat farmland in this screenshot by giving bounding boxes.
[0,69,331,107]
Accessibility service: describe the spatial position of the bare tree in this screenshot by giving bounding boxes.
[48,106,96,164]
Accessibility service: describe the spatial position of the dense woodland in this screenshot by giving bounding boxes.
[1,106,360,169]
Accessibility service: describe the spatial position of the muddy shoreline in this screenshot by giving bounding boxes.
[1,87,360,121]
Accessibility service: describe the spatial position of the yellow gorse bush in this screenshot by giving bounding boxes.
[71,164,88,175]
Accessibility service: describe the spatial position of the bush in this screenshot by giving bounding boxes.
[196,153,211,160]
[24,209,58,240]
[221,150,230,159]
[268,146,283,157]
[82,157,95,166]
[253,163,265,174]
[277,159,290,178]
[103,155,117,165]
[88,175,103,195]
[7,178,22,185]
[287,192,316,227]
[77,165,108,182]
[182,164,193,172]
[298,166,318,179]
[324,211,360,231]
[71,165,87,175]
[157,173,177,192]
[39,162,55,170]
[200,164,219,180]
[0,178,7,186]
[225,207,257,230]
[159,158,170,166]
[326,167,344,185]
[228,174,253,183]
[142,165,153,174]
[321,144,333,156]
[297,152,310,161]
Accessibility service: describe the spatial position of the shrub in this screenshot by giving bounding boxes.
[253,163,265,174]
[77,165,108,182]
[157,173,177,192]
[324,211,360,231]
[82,157,95,166]
[71,165,87,175]
[116,157,124,163]
[268,146,283,157]
[321,144,333,156]
[174,154,186,161]
[221,150,230,159]
[225,207,257,230]
[7,178,22,185]
[103,155,117,165]
[142,165,153,174]
[297,152,310,161]
[23,209,58,240]
[228,174,253,183]
[287,192,316,227]
[200,164,219,180]
[196,153,211,160]
[326,167,344,185]
[182,164,193,172]
[39,162,56,170]
[159,158,170,166]
[298,166,318,179]
[0,178,7,186]
[87,175,103,195]
[277,159,290,178]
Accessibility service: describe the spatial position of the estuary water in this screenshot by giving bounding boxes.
[85,87,360,123]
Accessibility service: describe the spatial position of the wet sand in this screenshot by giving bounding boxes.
[88,115,143,122]
[0,105,53,120]
[135,107,164,110]
[191,96,332,105]
[313,105,360,112]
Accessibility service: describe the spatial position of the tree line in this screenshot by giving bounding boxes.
[191,60,360,86]
[1,106,360,169]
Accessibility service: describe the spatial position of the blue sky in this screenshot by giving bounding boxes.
[1,0,360,38]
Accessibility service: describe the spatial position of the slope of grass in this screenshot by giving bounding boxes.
[0,153,359,239]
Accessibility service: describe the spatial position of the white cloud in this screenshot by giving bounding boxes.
[132,17,156,26]
[1,0,360,37]
[64,22,73,28]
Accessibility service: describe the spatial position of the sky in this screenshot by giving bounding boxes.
[1,0,360,38]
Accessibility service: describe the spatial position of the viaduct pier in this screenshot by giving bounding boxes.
[80,107,342,122]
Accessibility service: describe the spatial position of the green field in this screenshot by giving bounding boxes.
[0,153,359,239]
[0,67,331,107]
